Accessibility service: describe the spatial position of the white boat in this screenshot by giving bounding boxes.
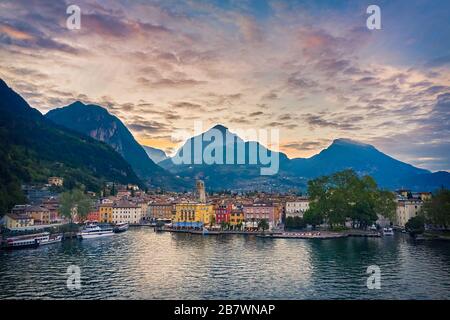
[114,222,129,233]
[383,227,394,236]
[2,234,40,250]
[38,233,63,245]
[78,223,114,239]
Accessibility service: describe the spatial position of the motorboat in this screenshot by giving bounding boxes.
[38,233,63,245]
[114,222,129,233]
[78,223,114,239]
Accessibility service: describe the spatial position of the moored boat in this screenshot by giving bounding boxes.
[383,227,394,236]
[39,233,63,245]
[114,222,129,233]
[1,232,63,250]
[2,234,41,250]
[78,223,114,239]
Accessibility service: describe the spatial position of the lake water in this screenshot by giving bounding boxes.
[1,228,449,299]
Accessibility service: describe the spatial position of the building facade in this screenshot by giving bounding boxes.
[173,203,214,227]
[196,180,206,203]
[4,213,34,230]
[26,206,51,225]
[230,209,244,227]
[215,203,232,224]
[243,203,278,229]
[148,203,173,220]
[42,197,60,222]
[112,202,143,224]
[285,199,310,218]
[86,210,100,222]
[395,199,423,227]
[99,204,113,223]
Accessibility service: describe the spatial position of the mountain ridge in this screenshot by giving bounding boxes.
[160,125,448,191]
[142,145,168,163]
[46,101,187,191]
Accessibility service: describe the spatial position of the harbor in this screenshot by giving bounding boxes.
[0,224,389,251]
[257,231,349,239]
[0,222,129,250]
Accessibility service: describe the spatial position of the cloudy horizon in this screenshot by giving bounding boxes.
[1,0,449,171]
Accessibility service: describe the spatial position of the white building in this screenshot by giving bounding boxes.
[285,198,310,218]
[395,199,423,227]
[112,201,143,224]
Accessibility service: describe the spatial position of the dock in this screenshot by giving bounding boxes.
[257,231,348,239]
[346,230,381,238]
[130,225,382,238]
[160,228,283,236]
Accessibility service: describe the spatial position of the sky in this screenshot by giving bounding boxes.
[0,0,449,171]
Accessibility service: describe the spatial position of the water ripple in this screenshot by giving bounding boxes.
[1,229,449,299]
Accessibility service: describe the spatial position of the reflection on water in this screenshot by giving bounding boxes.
[0,229,449,299]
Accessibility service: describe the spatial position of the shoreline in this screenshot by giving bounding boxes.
[156,227,382,239]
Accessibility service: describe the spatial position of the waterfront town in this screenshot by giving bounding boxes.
[0,175,433,235]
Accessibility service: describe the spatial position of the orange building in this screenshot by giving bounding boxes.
[86,211,100,222]
[99,204,113,223]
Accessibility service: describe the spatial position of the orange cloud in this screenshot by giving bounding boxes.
[0,24,34,40]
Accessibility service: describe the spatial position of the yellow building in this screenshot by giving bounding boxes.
[419,192,432,201]
[395,199,423,227]
[230,209,244,226]
[99,204,113,223]
[4,213,34,230]
[174,203,214,226]
[26,206,50,225]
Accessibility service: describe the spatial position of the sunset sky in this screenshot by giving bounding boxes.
[0,0,449,171]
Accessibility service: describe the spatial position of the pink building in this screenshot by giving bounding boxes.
[243,203,278,229]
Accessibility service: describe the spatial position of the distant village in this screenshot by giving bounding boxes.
[0,175,432,233]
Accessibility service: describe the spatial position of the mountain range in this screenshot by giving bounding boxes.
[142,145,168,163]
[159,125,450,192]
[46,102,186,190]
[1,78,449,214]
[159,124,297,191]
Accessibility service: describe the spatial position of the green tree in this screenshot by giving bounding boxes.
[405,215,425,237]
[258,219,269,232]
[421,189,450,229]
[303,209,323,229]
[374,190,396,222]
[59,189,93,222]
[293,216,306,229]
[307,170,396,230]
[285,216,294,229]
[285,216,306,229]
[110,183,117,196]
